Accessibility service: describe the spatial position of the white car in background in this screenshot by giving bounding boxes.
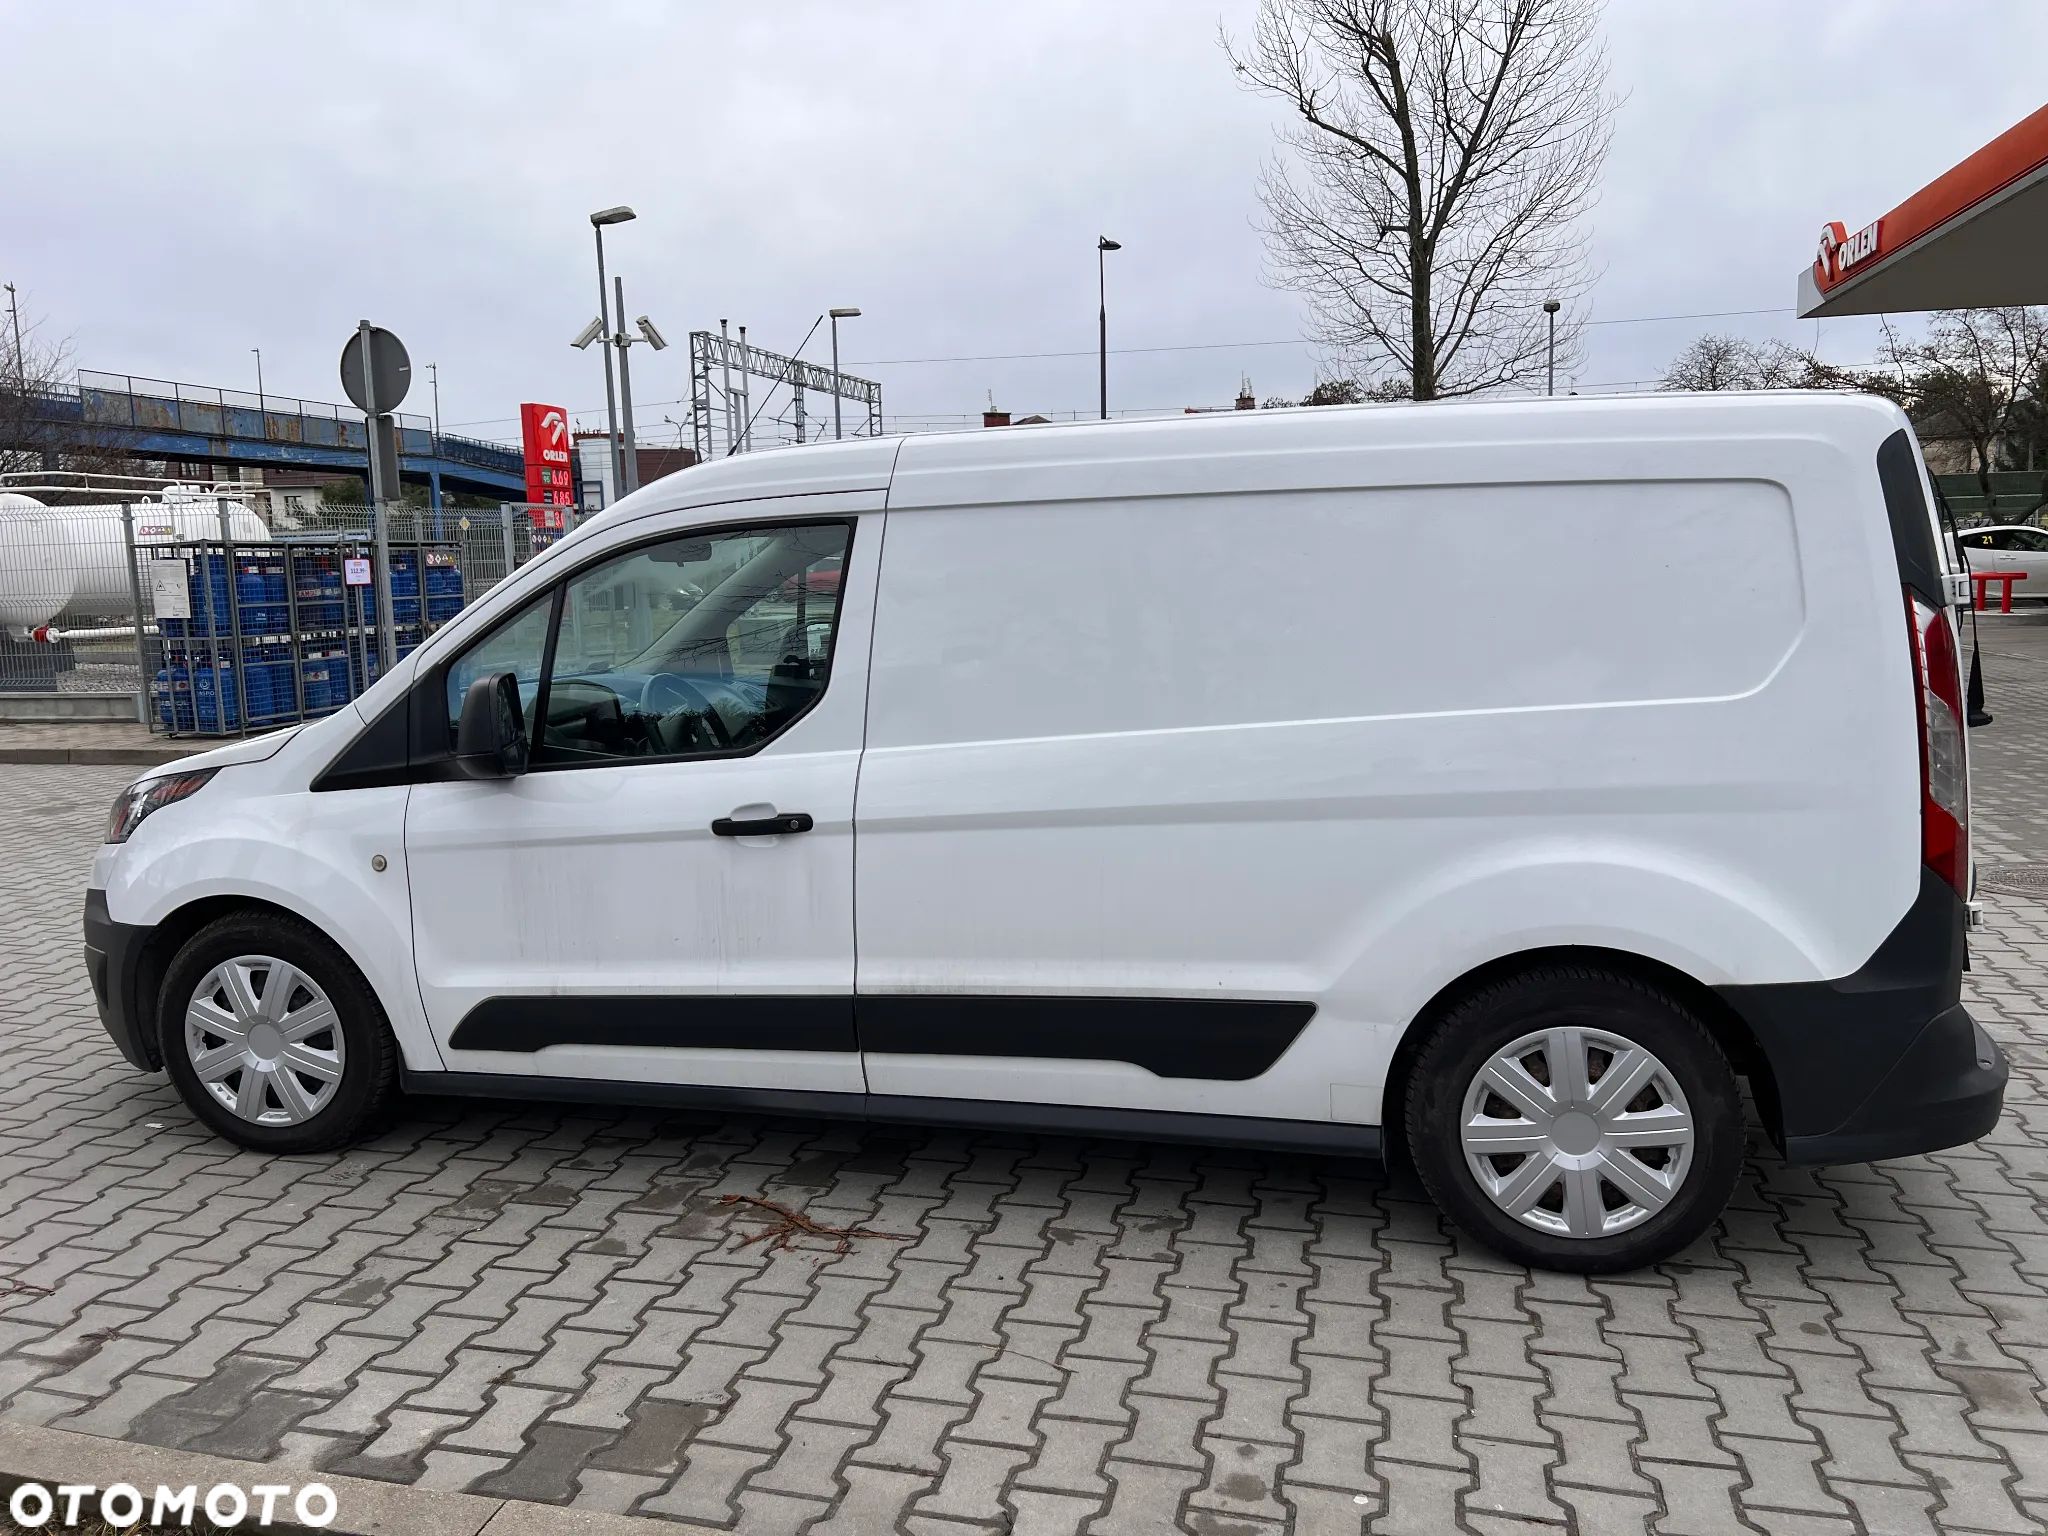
[1954,525,2048,601]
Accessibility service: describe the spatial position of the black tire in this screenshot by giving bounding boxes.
[1403,965,1742,1273]
[158,911,397,1153]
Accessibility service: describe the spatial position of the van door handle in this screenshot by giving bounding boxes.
[711,812,814,837]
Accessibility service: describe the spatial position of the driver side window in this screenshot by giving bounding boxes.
[444,595,551,742]
[450,520,853,767]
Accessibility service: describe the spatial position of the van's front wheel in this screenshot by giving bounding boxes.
[1404,967,1743,1273]
[158,913,396,1152]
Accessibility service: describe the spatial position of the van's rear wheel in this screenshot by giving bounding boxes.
[1403,967,1742,1273]
[158,912,396,1152]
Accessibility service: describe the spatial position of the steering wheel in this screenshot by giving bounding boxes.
[645,674,732,753]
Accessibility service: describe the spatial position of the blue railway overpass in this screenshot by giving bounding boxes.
[18,371,526,504]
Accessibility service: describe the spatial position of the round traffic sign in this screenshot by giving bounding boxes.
[340,326,411,413]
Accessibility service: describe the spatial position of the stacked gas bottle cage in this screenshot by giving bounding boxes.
[152,539,466,735]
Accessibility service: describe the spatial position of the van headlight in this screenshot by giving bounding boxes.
[106,770,216,844]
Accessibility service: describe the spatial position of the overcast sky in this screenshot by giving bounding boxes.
[8,1,2048,451]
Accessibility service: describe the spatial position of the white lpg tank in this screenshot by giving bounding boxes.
[0,488,269,630]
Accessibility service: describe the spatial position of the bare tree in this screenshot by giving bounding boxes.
[1659,334,1827,392]
[0,296,133,493]
[0,299,72,479]
[1659,335,1753,392]
[1261,373,1413,407]
[1225,0,1614,400]
[1881,309,2048,494]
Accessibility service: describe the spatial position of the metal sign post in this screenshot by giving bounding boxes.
[341,321,411,668]
[118,504,149,726]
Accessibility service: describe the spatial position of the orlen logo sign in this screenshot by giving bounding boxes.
[1814,218,1882,288]
[519,402,572,468]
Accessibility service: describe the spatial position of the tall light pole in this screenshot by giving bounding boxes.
[1543,299,1561,397]
[1096,237,1121,420]
[615,276,641,493]
[250,347,265,424]
[577,295,669,491]
[589,205,635,493]
[829,307,860,440]
[4,283,22,392]
[427,361,441,444]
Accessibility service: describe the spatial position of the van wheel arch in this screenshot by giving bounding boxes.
[1381,946,1774,1174]
[130,895,337,1070]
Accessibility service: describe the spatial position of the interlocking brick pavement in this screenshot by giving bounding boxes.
[6,627,2048,1532]
[0,719,185,765]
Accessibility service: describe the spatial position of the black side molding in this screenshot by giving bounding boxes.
[860,995,1315,1080]
[449,995,854,1055]
[445,992,1316,1082]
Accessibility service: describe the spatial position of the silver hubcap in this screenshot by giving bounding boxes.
[1460,1026,1694,1241]
[185,956,346,1126]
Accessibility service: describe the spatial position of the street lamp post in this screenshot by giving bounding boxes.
[4,283,23,393]
[576,296,669,491]
[251,347,265,424]
[427,361,440,444]
[1543,299,1561,397]
[614,276,642,494]
[1097,237,1121,420]
[829,307,860,440]
[589,205,636,494]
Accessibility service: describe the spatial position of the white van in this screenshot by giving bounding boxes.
[82,393,2005,1271]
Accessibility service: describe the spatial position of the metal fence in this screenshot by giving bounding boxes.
[0,491,151,699]
[277,502,551,596]
[131,503,570,737]
[0,486,572,726]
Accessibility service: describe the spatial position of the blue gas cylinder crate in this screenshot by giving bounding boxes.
[361,549,423,626]
[425,553,465,623]
[298,646,353,715]
[353,626,423,691]
[233,550,289,634]
[191,660,241,734]
[239,641,297,725]
[291,550,345,629]
[154,553,231,639]
[153,667,194,733]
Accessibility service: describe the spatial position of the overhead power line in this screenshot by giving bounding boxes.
[444,302,1813,429]
[844,307,1797,368]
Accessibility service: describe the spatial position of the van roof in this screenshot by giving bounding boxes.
[591,388,1911,529]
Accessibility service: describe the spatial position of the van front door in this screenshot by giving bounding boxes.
[404,502,880,1098]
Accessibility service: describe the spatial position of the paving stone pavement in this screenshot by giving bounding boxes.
[7,632,2048,1533]
[0,718,184,766]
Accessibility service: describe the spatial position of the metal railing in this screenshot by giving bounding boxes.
[63,372,523,476]
[78,370,433,436]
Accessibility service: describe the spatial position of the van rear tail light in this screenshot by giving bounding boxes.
[1907,592,1968,894]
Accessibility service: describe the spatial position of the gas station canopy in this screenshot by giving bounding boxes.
[1799,104,2048,318]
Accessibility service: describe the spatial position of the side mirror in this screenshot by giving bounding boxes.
[454,671,529,779]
